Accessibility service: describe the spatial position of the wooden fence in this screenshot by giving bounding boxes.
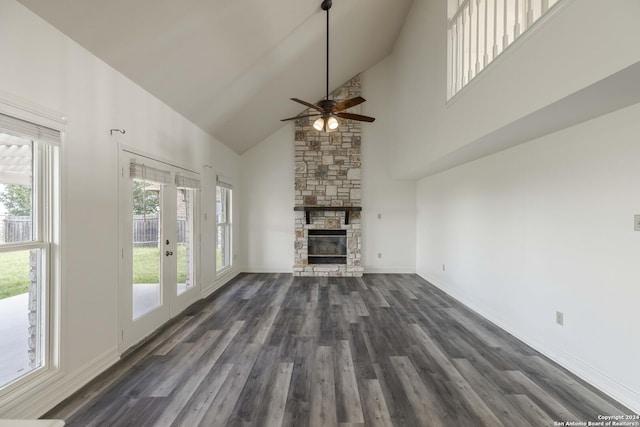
[1,216,32,243]
[1,216,188,246]
[132,215,188,247]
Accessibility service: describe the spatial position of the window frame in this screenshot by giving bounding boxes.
[0,98,62,401]
[215,183,232,273]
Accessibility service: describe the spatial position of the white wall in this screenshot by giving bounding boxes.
[417,103,640,411]
[239,64,417,274]
[361,58,417,273]
[376,0,640,412]
[239,124,295,272]
[0,0,239,417]
[389,0,640,179]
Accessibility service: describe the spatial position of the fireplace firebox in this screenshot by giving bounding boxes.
[308,229,347,264]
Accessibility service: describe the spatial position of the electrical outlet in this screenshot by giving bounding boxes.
[377,213,382,219]
[556,311,564,326]
[378,253,382,259]
[442,264,446,271]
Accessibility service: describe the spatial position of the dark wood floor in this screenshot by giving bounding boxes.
[46,273,631,426]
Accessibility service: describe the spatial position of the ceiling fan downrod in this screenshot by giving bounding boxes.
[280,0,376,129]
[321,0,332,101]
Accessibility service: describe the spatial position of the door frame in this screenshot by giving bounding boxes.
[118,147,201,352]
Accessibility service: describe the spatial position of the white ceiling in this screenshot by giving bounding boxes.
[17,0,413,154]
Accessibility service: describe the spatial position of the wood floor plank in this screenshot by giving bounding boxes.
[263,362,295,427]
[453,358,535,427]
[390,356,447,427]
[227,345,279,426]
[509,393,557,427]
[350,291,370,317]
[334,340,365,423]
[170,362,234,427]
[253,304,282,344]
[197,343,262,426]
[47,274,633,427]
[523,355,628,418]
[146,330,221,397]
[359,379,393,427]
[506,370,581,421]
[408,320,512,427]
[309,346,338,427]
[372,362,422,426]
[443,307,505,348]
[370,287,390,308]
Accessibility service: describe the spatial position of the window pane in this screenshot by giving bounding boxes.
[216,224,224,269]
[177,187,195,295]
[216,186,226,224]
[132,179,162,319]
[216,186,231,271]
[0,133,33,244]
[0,248,44,387]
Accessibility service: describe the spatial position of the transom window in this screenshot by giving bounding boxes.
[448,0,562,98]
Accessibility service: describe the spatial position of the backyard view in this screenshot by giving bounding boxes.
[0,179,33,301]
[0,247,192,301]
[0,136,41,388]
[0,250,29,299]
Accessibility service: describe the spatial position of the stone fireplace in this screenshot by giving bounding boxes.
[293,75,363,277]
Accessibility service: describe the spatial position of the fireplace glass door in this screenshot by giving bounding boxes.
[308,229,347,264]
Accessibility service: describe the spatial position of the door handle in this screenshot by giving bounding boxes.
[165,251,174,256]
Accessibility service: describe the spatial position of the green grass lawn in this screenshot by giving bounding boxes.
[0,250,30,299]
[0,246,197,300]
[132,245,188,284]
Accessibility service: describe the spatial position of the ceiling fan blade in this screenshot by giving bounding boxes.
[280,113,321,122]
[290,98,323,112]
[336,112,376,123]
[332,96,366,112]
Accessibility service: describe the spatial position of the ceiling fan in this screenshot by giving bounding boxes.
[281,0,375,132]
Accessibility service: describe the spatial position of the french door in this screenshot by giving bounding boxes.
[119,150,200,351]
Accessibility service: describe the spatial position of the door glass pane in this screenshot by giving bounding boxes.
[177,187,195,295]
[0,133,33,244]
[132,179,162,319]
[0,248,43,387]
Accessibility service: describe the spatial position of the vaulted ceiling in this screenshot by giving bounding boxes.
[17,0,413,153]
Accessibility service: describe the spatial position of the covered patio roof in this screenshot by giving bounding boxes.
[0,132,32,186]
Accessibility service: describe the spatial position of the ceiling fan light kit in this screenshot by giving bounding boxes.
[313,115,339,132]
[281,0,375,131]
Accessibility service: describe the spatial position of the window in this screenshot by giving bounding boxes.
[216,178,232,272]
[0,111,60,390]
[448,0,562,98]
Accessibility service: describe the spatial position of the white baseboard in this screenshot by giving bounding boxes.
[241,267,418,275]
[242,266,291,273]
[202,269,240,298]
[363,267,416,274]
[0,347,119,419]
[419,273,640,414]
